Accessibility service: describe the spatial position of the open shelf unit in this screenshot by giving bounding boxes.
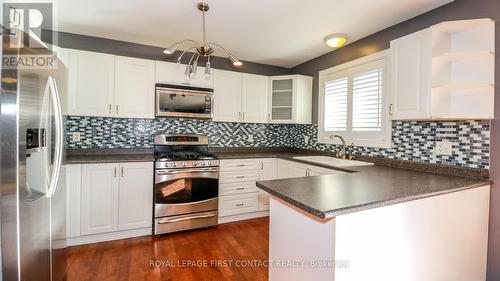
[430,18,495,119]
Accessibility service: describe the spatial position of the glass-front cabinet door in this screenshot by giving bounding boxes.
[270,77,294,122]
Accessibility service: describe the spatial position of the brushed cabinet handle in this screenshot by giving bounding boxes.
[108,104,112,114]
[236,164,245,167]
[235,203,244,207]
[121,167,124,178]
[114,167,117,178]
[242,112,245,120]
[238,112,242,120]
[389,104,393,116]
[235,187,245,190]
[236,176,245,179]
[116,105,119,115]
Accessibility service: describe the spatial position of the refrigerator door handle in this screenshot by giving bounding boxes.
[46,76,64,198]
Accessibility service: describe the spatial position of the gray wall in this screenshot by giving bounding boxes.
[42,30,291,76]
[291,0,500,279]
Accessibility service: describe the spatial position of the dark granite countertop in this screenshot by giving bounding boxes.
[256,165,491,219]
[65,147,491,219]
[64,149,154,164]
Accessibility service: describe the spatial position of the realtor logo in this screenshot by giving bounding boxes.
[2,1,58,69]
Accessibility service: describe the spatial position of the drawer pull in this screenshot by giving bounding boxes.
[235,203,245,207]
[236,176,245,179]
[235,187,245,190]
[236,164,246,167]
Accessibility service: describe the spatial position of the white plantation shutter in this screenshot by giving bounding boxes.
[324,77,348,131]
[319,52,390,148]
[352,68,383,131]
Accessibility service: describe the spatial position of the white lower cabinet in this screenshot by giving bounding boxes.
[66,162,153,244]
[118,162,154,230]
[277,159,344,178]
[81,163,120,235]
[219,193,259,217]
[219,158,277,219]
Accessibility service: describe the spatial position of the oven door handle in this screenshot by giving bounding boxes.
[156,167,219,175]
[157,213,217,224]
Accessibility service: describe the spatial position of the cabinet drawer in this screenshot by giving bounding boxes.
[219,193,258,217]
[220,159,259,171]
[220,182,258,196]
[220,170,259,183]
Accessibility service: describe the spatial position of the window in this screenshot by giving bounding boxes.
[318,51,391,148]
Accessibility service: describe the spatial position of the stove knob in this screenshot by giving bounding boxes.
[193,162,198,166]
[206,161,211,166]
[172,162,177,167]
[182,162,187,167]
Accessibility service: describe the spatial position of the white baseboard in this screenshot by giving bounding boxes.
[67,227,152,246]
[218,210,269,224]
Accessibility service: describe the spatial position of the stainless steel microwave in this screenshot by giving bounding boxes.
[155,84,214,119]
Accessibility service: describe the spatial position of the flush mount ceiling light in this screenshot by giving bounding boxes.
[163,2,243,79]
[324,33,348,49]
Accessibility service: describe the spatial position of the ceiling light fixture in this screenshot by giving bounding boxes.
[324,33,348,48]
[163,2,243,80]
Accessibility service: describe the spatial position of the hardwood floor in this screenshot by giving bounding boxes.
[66,217,269,281]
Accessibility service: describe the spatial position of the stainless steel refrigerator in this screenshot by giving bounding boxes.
[0,13,67,281]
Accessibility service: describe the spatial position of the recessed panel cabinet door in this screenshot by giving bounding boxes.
[68,50,115,117]
[114,56,155,118]
[213,69,242,122]
[242,74,269,123]
[258,159,277,211]
[81,163,119,235]
[390,28,432,120]
[118,162,153,230]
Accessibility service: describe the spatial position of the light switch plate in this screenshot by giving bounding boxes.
[435,140,452,156]
[72,132,81,142]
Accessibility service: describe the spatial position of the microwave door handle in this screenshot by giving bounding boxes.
[46,76,63,198]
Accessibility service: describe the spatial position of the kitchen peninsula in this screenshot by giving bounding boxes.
[257,161,491,281]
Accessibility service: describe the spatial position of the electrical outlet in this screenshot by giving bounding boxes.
[304,135,310,145]
[72,132,81,142]
[435,140,452,156]
[248,135,254,143]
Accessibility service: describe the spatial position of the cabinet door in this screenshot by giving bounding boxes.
[390,29,432,120]
[118,162,153,230]
[114,56,155,118]
[277,160,308,179]
[155,61,213,88]
[242,73,269,123]
[258,159,277,211]
[213,69,242,122]
[269,76,294,123]
[68,50,115,117]
[81,163,119,235]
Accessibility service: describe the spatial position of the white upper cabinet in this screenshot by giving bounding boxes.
[269,75,312,124]
[155,61,214,88]
[390,29,432,120]
[67,50,156,118]
[390,18,495,120]
[68,50,115,117]
[213,69,242,122]
[241,73,269,123]
[213,70,270,123]
[114,56,155,118]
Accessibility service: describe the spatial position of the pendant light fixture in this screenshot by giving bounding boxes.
[163,2,243,80]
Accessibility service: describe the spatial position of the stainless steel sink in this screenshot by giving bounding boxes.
[293,156,374,167]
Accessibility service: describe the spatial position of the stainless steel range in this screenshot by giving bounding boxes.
[153,134,219,235]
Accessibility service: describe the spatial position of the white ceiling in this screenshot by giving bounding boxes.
[55,0,453,68]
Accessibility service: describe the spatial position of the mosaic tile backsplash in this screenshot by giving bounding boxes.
[65,116,490,169]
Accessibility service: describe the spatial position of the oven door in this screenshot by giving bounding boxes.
[155,167,219,217]
[156,87,213,118]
